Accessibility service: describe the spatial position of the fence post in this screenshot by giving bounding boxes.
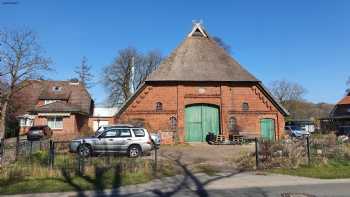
[49,140,55,169]
[154,146,158,176]
[0,138,4,165]
[306,136,311,166]
[77,154,85,175]
[30,141,33,156]
[15,137,20,161]
[255,137,259,170]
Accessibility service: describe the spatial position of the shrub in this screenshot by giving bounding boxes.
[234,151,256,170]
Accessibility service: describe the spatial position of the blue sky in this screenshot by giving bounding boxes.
[1,0,349,104]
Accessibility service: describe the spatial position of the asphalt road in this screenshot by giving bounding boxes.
[4,172,350,197]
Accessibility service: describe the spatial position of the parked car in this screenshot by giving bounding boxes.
[69,125,154,157]
[285,125,310,139]
[95,124,161,148]
[94,124,133,136]
[150,133,161,149]
[335,126,350,137]
[27,125,53,141]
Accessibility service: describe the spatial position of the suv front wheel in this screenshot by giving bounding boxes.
[78,144,91,157]
[128,145,141,158]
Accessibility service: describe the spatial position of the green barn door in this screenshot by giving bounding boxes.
[260,119,275,141]
[185,106,203,142]
[201,106,219,141]
[185,105,220,142]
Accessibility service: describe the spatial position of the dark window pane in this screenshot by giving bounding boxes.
[156,102,163,111]
[117,129,132,137]
[170,116,177,130]
[242,102,249,111]
[133,129,145,137]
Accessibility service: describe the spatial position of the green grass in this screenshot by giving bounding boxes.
[0,153,176,195]
[269,159,350,179]
[0,173,153,194]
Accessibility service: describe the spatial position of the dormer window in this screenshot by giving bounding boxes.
[52,86,62,92]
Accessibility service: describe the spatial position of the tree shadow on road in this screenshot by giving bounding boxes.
[60,163,123,197]
[59,152,239,197]
[151,153,239,197]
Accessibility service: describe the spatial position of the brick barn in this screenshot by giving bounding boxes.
[116,23,289,144]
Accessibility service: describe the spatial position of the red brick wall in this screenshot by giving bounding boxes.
[19,114,92,140]
[117,82,286,144]
[25,115,84,140]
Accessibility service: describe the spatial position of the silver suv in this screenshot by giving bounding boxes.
[69,125,153,157]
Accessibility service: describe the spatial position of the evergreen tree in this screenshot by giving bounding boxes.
[75,56,94,89]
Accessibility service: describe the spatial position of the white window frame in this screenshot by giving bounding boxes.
[19,117,34,127]
[47,117,63,129]
[19,118,26,127]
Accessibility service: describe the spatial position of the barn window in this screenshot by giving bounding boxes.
[242,102,249,111]
[156,102,163,112]
[228,116,237,132]
[170,116,177,130]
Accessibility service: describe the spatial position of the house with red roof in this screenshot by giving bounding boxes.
[13,79,94,139]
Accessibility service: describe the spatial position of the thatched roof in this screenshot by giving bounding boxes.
[146,23,258,82]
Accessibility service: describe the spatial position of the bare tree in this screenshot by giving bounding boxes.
[270,80,307,119]
[0,28,51,139]
[212,36,231,53]
[103,47,140,106]
[346,77,350,94]
[103,47,162,106]
[134,50,162,89]
[270,80,306,105]
[74,56,94,89]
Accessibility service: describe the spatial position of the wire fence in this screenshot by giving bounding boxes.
[254,135,350,169]
[0,139,159,176]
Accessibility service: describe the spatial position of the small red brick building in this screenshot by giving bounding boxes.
[14,80,94,139]
[330,92,350,132]
[116,23,289,144]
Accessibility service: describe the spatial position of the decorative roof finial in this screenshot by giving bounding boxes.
[192,19,203,27]
[188,20,208,38]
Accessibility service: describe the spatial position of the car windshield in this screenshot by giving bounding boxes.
[290,126,303,130]
[95,126,105,136]
[30,126,44,130]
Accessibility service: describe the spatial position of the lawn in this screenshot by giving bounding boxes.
[0,151,177,195]
[0,171,154,194]
[269,159,350,179]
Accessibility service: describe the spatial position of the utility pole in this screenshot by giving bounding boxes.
[130,56,135,94]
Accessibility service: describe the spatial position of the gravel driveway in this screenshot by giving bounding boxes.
[156,143,255,170]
